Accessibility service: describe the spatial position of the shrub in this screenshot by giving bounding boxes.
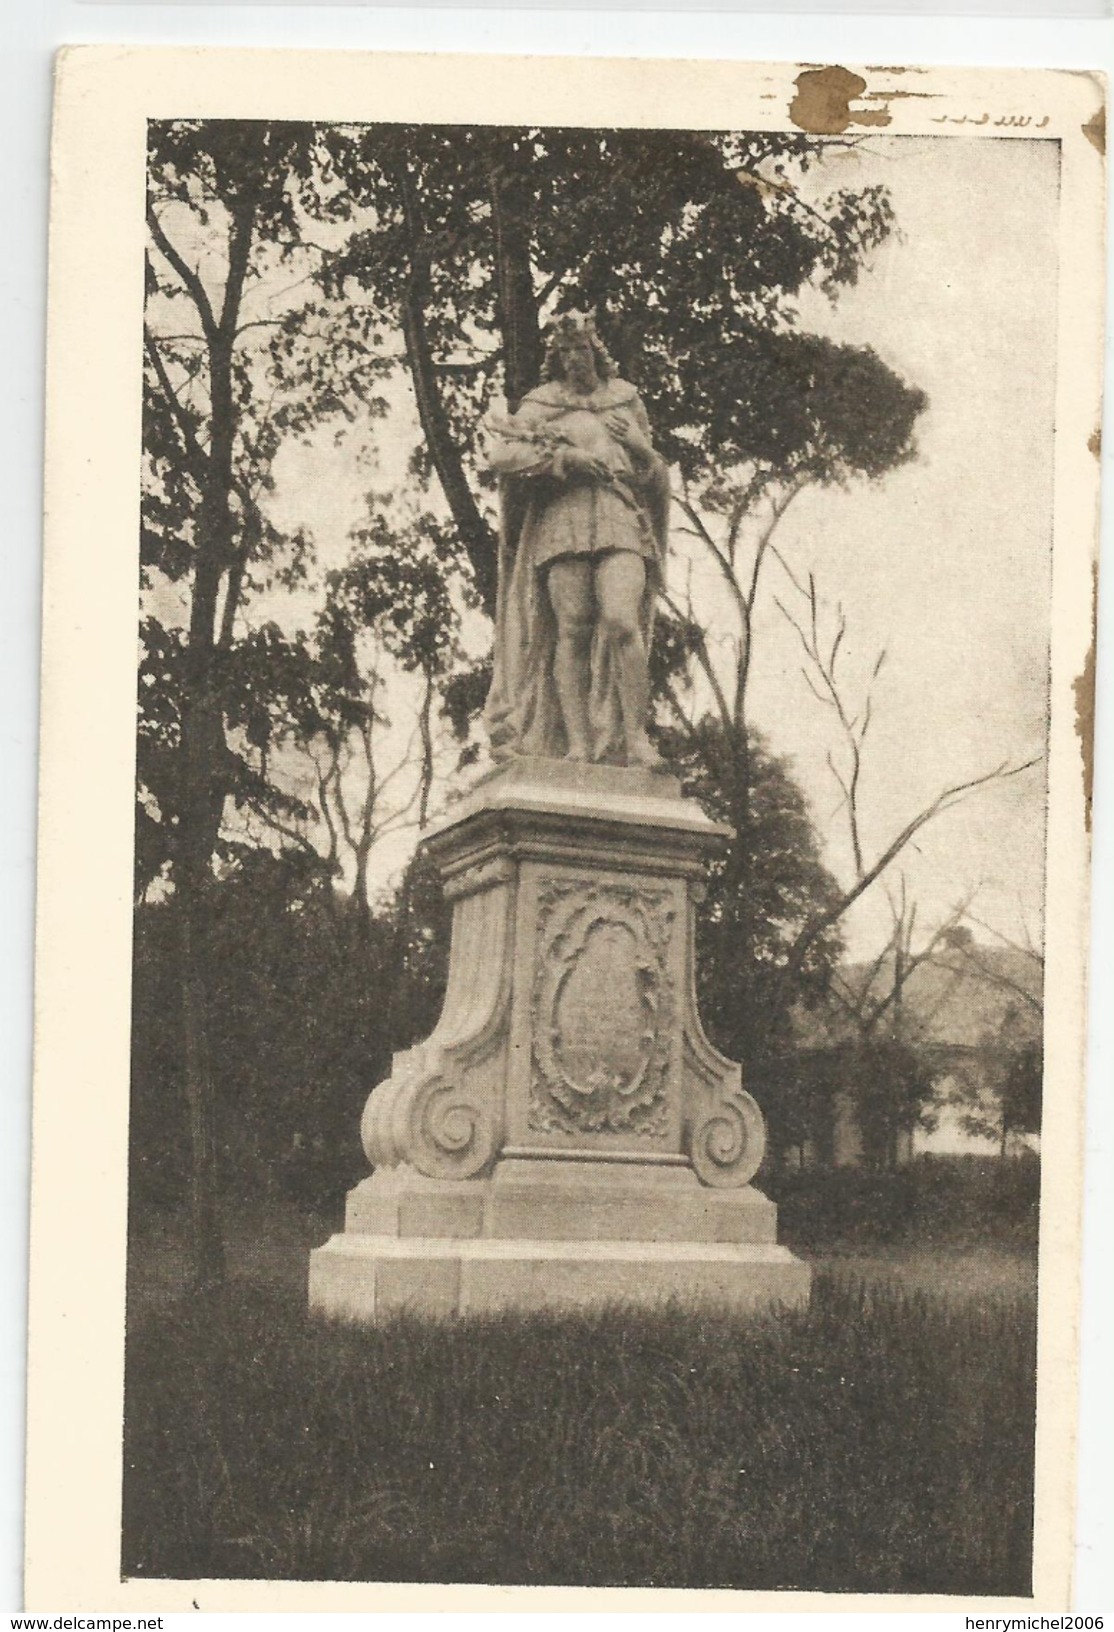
[767,1153,1040,1250]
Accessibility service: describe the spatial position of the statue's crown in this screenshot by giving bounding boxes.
[547,310,597,341]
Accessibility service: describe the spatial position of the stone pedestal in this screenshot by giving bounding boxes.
[309,759,809,1319]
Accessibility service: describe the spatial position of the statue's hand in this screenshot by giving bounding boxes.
[604,412,653,464]
[555,447,613,483]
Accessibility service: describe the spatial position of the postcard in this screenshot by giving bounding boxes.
[26,46,1103,1611]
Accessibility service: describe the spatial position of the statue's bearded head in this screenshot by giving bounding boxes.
[542,311,617,390]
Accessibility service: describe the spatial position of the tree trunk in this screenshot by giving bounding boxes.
[174,275,245,1293]
[149,166,264,1293]
[179,884,225,1291]
[176,690,227,1292]
[417,668,435,830]
[351,833,374,946]
[395,173,499,615]
[487,147,543,411]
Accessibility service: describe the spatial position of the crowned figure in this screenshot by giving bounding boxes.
[482,312,672,767]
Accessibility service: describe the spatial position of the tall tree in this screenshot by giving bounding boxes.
[143,120,389,1288]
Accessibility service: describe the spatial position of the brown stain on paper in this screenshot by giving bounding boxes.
[1073,563,1098,834]
[1083,104,1106,154]
[789,67,893,135]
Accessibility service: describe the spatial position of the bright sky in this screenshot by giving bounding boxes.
[752,135,1058,960]
[253,132,1058,960]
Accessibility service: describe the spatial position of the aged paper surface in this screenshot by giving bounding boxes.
[28,46,1102,1611]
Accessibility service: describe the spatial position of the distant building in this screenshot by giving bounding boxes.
[766,939,1042,1170]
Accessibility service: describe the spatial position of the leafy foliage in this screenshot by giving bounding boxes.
[315,124,923,604]
[131,866,390,1210]
[850,1037,938,1170]
[658,720,846,1066]
[949,1006,1043,1156]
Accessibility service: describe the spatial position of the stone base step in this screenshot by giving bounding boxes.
[308,1232,811,1321]
[344,1159,777,1244]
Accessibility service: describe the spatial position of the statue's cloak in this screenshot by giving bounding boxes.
[482,376,671,763]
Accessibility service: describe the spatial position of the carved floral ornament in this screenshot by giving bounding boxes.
[530,878,676,1138]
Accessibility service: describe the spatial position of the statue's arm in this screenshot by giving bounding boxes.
[612,391,667,482]
[631,392,654,443]
[622,392,672,553]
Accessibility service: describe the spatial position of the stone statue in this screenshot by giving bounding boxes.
[482,312,673,768]
[309,313,806,1324]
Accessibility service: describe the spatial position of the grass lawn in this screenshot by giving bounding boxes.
[807,1242,1038,1303]
[127,1194,1037,1308]
[123,1200,1037,1594]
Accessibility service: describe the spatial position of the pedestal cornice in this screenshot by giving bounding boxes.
[427,758,732,895]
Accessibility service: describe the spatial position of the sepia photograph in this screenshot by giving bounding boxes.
[26,49,1103,1611]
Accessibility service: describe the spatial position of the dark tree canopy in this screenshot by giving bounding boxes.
[316,124,924,605]
[658,721,846,1069]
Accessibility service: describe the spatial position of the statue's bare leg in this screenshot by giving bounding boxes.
[595,550,660,767]
[547,557,594,760]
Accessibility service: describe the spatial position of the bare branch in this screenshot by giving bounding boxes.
[828,608,846,679]
[233,317,285,341]
[143,327,210,489]
[860,885,982,1036]
[658,585,734,735]
[659,676,698,737]
[371,739,419,803]
[770,756,1042,1019]
[959,909,1045,968]
[930,943,1044,1016]
[313,760,341,871]
[839,913,904,1021]
[674,495,744,605]
[146,206,218,341]
[775,585,887,880]
[237,795,317,857]
[432,350,503,376]
[797,667,830,710]
[535,263,573,311]
[769,541,810,600]
[329,747,356,853]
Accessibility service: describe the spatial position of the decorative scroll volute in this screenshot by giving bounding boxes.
[680,882,767,1188]
[687,1077,767,1188]
[360,1052,499,1180]
[359,857,512,1180]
